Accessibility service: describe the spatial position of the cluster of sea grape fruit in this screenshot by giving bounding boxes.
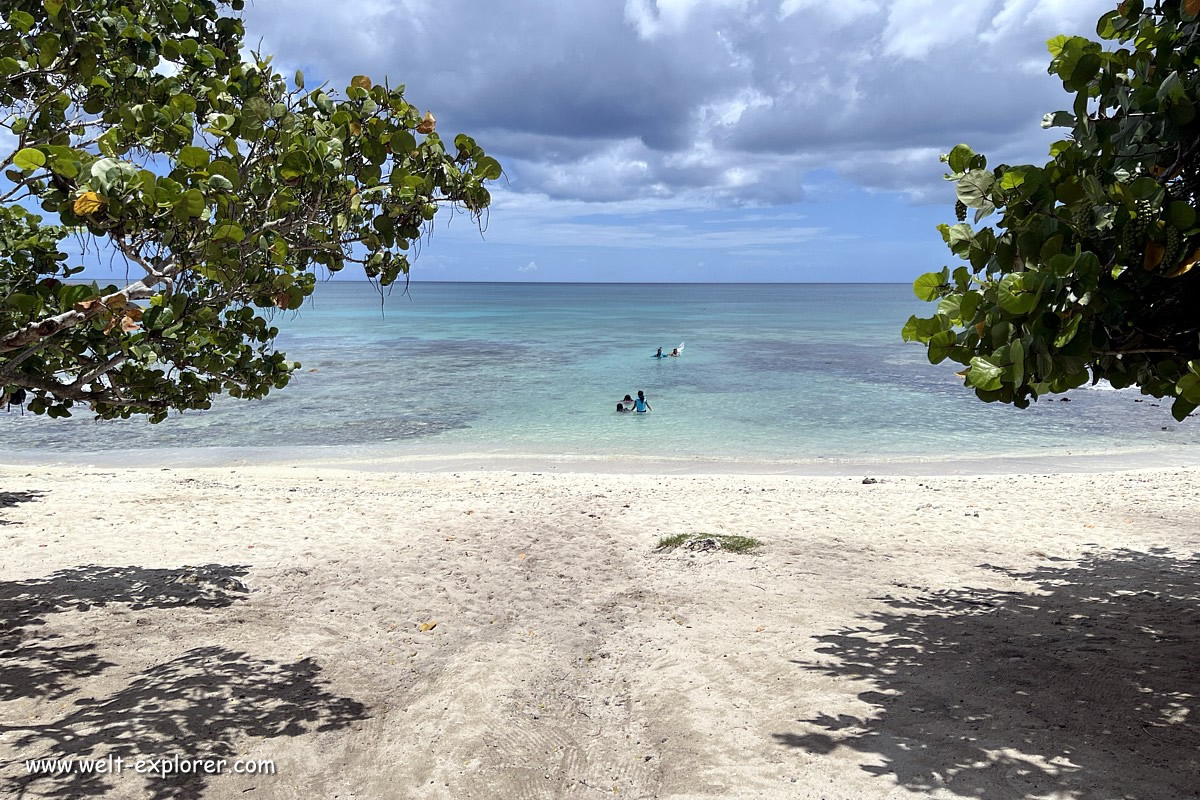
[1161,225,1183,271]
[1134,200,1155,237]
[1072,201,1093,231]
[1120,201,1154,258]
[955,200,967,222]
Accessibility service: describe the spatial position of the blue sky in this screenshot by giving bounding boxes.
[94,0,1116,283]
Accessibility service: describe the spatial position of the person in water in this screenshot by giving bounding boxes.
[655,347,663,358]
[669,348,680,357]
[622,394,635,405]
[616,403,631,413]
[634,390,652,413]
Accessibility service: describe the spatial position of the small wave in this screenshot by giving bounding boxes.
[1080,379,1133,392]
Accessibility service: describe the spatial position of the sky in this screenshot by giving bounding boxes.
[119,0,1119,282]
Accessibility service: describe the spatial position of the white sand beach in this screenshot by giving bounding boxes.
[0,463,1196,799]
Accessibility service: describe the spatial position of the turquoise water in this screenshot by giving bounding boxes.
[2,282,1195,463]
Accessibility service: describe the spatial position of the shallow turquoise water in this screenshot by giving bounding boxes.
[2,282,1195,462]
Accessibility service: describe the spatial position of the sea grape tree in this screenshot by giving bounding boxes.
[905,0,1200,421]
[0,0,501,421]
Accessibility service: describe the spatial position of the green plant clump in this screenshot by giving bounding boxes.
[655,534,762,554]
[905,1,1200,421]
[0,0,501,421]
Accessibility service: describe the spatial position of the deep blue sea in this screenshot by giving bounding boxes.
[2,282,1196,464]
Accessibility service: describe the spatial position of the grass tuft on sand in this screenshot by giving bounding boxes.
[655,533,761,554]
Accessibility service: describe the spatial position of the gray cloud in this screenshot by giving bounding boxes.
[243,0,1115,206]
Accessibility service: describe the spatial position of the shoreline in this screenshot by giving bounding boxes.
[3,441,1200,477]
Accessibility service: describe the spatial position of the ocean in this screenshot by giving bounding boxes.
[2,282,1195,465]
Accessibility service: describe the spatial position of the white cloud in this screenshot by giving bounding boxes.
[437,189,833,251]
[881,0,991,59]
[779,0,879,25]
[518,260,538,272]
[243,0,1115,209]
[625,0,749,39]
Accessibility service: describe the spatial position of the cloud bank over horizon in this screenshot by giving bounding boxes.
[246,0,1110,208]
[87,1,1121,282]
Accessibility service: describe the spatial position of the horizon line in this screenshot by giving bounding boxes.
[74,278,913,286]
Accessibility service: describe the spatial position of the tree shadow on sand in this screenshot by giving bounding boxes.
[0,490,44,526]
[774,548,1200,800]
[3,647,368,800]
[0,566,368,799]
[0,565,251,702]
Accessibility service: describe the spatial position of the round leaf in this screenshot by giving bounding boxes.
[13,148,46,172]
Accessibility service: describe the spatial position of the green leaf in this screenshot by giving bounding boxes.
[212,222,246,242]
[901,314,949,344]
[1070,53,1102,87]
[8,10,36,33]
[997,273,1040,315]
[475,156,502,180]
[1009,339,1025,386]
[390,130,416,154]
[279,150,311,181]
[170,94,198,114]
[957,170,995,209]
[97,129,121,158]
[937,294,962,322]
[179,188,205,217]
[1167,201,1196,231]
[927,330,958,364]
[999,169,1027,190]
[48,153,79,178]
[178,146,210,169]
[7,293,40,314]
[13,148,46,172]
[1177,371,1200,404]
[913,270,948,302]
[946,144,974,174]
[1047,35,1070,57]
[1157,71,1186,103]
[967,357,1005,391]
[1054,315,1082,348]
[295,69,305,89]
[243,97,272,129]
[961,291,981,321]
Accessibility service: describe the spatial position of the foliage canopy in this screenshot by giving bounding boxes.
[906,0,1200,421]
[0,0,500,421]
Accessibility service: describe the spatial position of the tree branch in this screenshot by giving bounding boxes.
[0,280,157,353]
[1093,347,1179,356]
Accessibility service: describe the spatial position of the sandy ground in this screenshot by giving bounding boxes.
[0,464,1196,800]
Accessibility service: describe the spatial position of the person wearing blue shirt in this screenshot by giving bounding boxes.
[634,390,652,413]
